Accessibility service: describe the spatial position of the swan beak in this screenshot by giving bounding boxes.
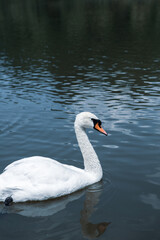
[95,123,108,136]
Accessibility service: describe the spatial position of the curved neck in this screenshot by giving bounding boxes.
[74,123,102,179]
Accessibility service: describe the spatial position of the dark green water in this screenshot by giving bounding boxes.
[0,0,160,239]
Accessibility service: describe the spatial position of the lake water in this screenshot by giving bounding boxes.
[0,0,160,239]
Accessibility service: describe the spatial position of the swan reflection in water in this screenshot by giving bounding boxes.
[1,182,111,239]
[80,183,111,238]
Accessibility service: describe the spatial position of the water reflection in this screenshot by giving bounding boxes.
[140,167,160,210]
[1,191,83,217]
[80,186,111,238]
[0,183,110,239]
[1,0,160,110]
[141,194,160,210]
[147,167,160,186]
[1,0,160,67]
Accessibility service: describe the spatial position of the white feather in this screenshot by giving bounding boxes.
[0,112,104,202]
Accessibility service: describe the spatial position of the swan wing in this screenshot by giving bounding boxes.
[0,156,88,202]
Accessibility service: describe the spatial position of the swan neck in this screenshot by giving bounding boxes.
[74,123,102,178]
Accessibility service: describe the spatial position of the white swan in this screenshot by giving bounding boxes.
[0,112,107,204]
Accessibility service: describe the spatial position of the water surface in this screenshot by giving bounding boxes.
[0,0,160,239]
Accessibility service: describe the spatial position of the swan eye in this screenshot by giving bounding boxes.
[91,118,107,136]
[91,118,102,128]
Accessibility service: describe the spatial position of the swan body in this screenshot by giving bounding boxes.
[0,112,107,203]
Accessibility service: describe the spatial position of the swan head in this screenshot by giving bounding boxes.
[75,112,107,136]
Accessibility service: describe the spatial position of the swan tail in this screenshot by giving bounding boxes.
[4,196,13,206]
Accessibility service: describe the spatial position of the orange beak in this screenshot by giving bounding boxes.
[94,123,108,136]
